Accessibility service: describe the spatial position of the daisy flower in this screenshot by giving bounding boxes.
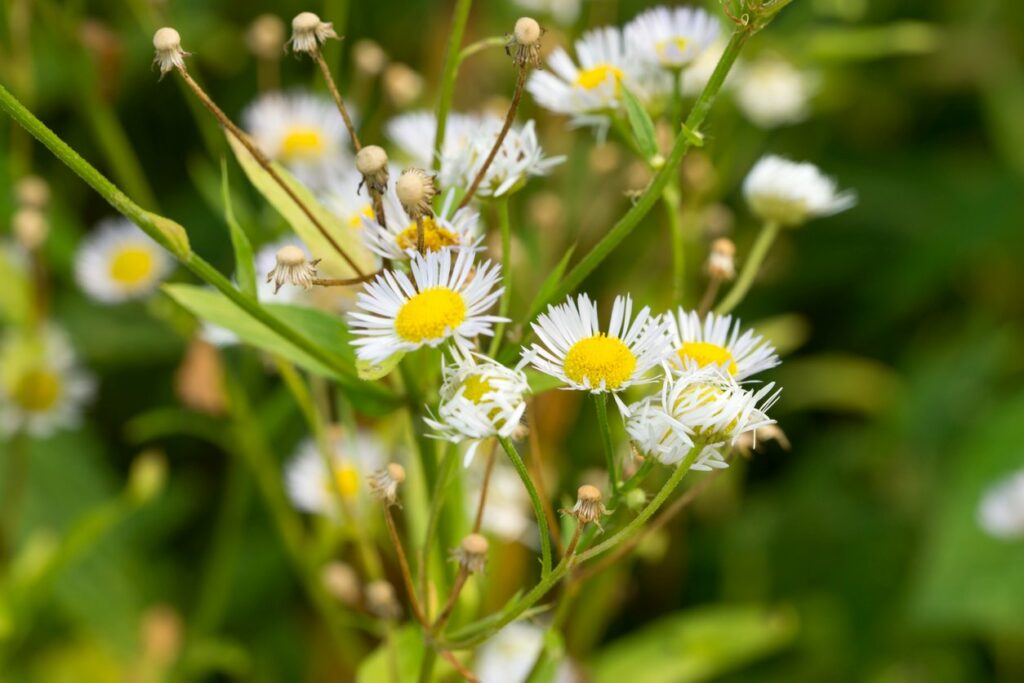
[360,188,481,261]
[474,622,545,683]
[425,347,530,465]
[74,217,173,303]
[733,55,817,128]
[527,27,669,132]
[743,155,857,227]
[666,309,779,381]
[977,469,1024,540]
[347,248,506,364]
[284,429,386,518]
[511,0,581,26]
[242,91,352,188]
[626,367,780,469]
[525,294,672,411]
[0,326,94,438]
[624,5,721,70]
[386,110,479,167]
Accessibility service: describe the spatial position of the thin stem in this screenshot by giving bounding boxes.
[438,649,480,683]
[174,66,366,278]
[415,215,425,255]
[432,567,469,633]
[417,647,438,683]
[498,437,552,578]
[458,67,528,210]
[0,434,29,561]
[563,523,583,562]
[384,505,429,628]
[419,444,457,615]
[310,272,381,287]
[433,0,474,173]
[714,221,779,315]
[594,393,619,494]
[458,35,506,63]
[487,196,513,357]
[526,401,563,548]
[472,442,497,533]
[312,48,361,151]
[698,276,723,318]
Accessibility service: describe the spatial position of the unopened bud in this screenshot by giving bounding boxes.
[706,237,736,281]
[15,175,50,209]
[353,39,388,77]
[321,561,361,605]
[396,168,437,219]
[129,450,167,503]
[356,145,390,193]
[508,17,544,68]
[247,14,286,60]
[369,463,405,506]
[288,12,337,54]
[365,579,401,620]
[12,208,48,251]
[383,63,424,108]
[452,533,489,574]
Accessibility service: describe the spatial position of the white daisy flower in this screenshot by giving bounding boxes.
[666,309,779,381]
[0,326,95,438]
[360,189,481,261]
[743,155,857,227]
[626,367,780,468]
[284,429,386,518]
[242,91,353,189]
[733,55,817,128]
[425,347,530,465]
[74,217,173,303]
[680,38,729,97]
[511,0,581,25]
[978,470,1024,540]
[474,622,545,683]
[527,27,670,132]
[386,110,479,167]
[624,5,721,70]
[347,248,506,364]
[466,461,535,545]
[525,294,672,411]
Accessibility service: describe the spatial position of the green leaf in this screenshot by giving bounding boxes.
[621,84,658,160]
[591,604,798,683]
[0,248,32,326]
[358,352,406,381]
[356,625,452,682]
[226,133,374,279]
[526,370,563,395]
[221,158,257,299]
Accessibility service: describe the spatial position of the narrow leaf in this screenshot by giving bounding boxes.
[220,159,257,299]
[621,84,658,160]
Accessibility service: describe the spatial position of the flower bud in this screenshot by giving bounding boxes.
[383,63,424,108]
[288,12,337,54]
[353,39,388,77]
[706,238,736,281]
[247,14,286,60]
[508,17,544,67]
[152,27,188,76]
[356,145,390,193]
[369,463,406,506]
[12,208,48,251]
[452,533,489,574]
[15,175,50,209]
[321,561,361,605]
[396,168,437,220]
[365,579,401,620]
[266,245,319,293]
[565,484,610,529]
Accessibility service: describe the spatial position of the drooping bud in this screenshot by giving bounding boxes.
[368,463,406,506]
[507,17,544,68]
[266,245,319,293]
[152,27,188,77]
[706,238,736,281]
[356,145,390,194]
[451,533,489,574]
[287,12,337,55]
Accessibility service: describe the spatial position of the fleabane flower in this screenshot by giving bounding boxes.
[0,326,95,437]
[666,310,779,381]
[425,347,530,465]
[242,91,352,187]
[743,155,856,227]
[624,5,720,70]
[977,469,1024,540]
[347,249,506,364]
[525,294,672,411]
[74,217,173,303]
[361,189,480,261]
[527,27,668,132]
[627,367,780,470]
[733,55,816,128]
[284,429,386,518]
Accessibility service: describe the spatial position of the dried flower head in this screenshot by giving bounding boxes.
[507,17,544,68]
[383,63,424,107]
[365,579,401,620]
[152,27,188,77]
[321,561,361,605]
[396,168,438,219]
[368,463,406,506]
[706,238,736,281]
[287,12,337,54]
[452,533,489,574]
[353,39,388,77]
[15,175,50,209]
[356,145,390,193]
[266,245,319,293]
[12,208,49,251]
[565,484,610,528]
[247,14,286,60]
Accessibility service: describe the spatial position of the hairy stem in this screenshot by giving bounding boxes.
[594,393,620,494]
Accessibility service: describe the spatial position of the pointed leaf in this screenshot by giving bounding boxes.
[621,84,658,160]
[221,159,257,299]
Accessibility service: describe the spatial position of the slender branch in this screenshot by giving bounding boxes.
[715,221,780,315]
[698,276,723,318]
[383,506,429,628]
[310,270,382,287]
[458,35,507,63]
[526,401,563,548]
[312,48,361,151]
[438,649,480,683]
[418,443,457,616]
[487,196,512,356]
[457,67,528,210]
[594,393,620,494]
[432,567,469,633]
[498,437,553,578]
[433,0,474,173]
[472,441,498,533]
[415,215,425,255]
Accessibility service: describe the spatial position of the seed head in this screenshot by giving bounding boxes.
[152,27,188,77]
[12,208,49,251]
[353,39,388,77]
[15,175,50,209]
[452,533,489,574]
[565,484,611,529]
[369,463,406,506]
[247,14,286,60]
[356,145,390,193]
[707,238,736,281]
[365,579,401,620]
[287,12,338,54]
[396,168,437,220]
[382,63,424,108]
[321,561,361,605]
[266,245,319,293]
[507,17,544,68]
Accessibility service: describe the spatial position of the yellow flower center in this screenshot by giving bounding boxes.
[395,217,460,252]
[655,37,689,63]
[564,334,637,390]
[678,341,738,375]
[394,287,466,343]
[281,127,326,161]
[461,374,495,403]
[574,64,624,92]
[324,464,360,499]
[12,368,61,413]
[348,205,375,229]
[675,383,737,438]
[109,246,155,286]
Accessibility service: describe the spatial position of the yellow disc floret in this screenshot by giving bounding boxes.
[395,217,460,252]
[461,373,495,403]
[574,64,624,92]
[349,205,375,229]
[12,368,61,413]
[281,127,325,160]
[655,37,689,64]
[678,341,738,375]
[325,464,360,499]
[109,246,155,286]
[395,287,466,343]
[564,334,637,390]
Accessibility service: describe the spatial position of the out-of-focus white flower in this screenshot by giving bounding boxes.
[511,0,581,26]
[743,155,856,227]
[284,430,386,517]
[426,348,530,465]
[74,217,173,303]
[665,310,779,381]
[624,5,720,70]
[322,168,379,231]
[626,367,779,469]
[525,294,671,412]
[347,249,506,364]
[361,189,480,261]
[466,461,535,544]
[0,326,94,437]
[680,38,728,97]
[733,55,817,128]
[474,622,545,683]
[978,470,1024,540]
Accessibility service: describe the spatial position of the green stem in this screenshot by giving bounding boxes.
[0,434,29,561]
[487,196,513,357]
[663,184,685,304]
[418,646,438,683]
[498,437,552,578]
[419,444,457,610]
[433,0,473,173]
[594,394,619,494]
[458,35,506,64]
[714,221,780,315]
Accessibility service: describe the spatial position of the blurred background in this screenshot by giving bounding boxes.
[2,0,1024,681]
